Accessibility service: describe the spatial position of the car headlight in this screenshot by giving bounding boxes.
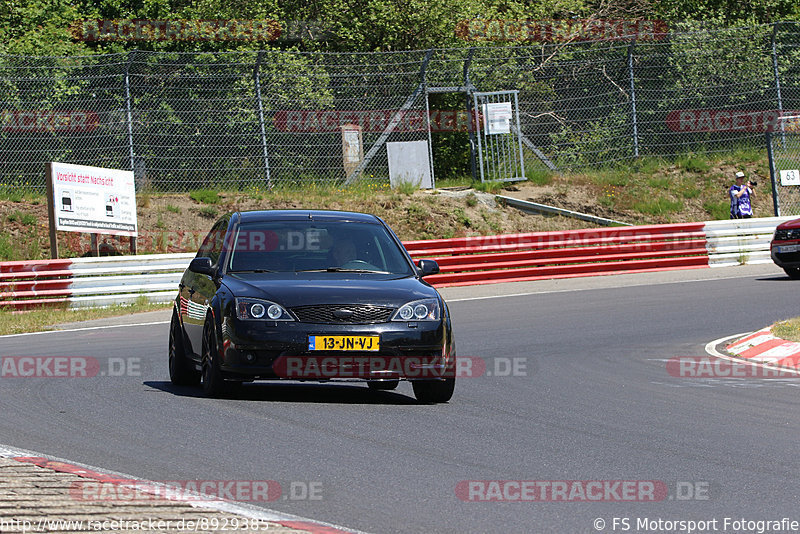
[391,298,441,322]
[235,298,294,321]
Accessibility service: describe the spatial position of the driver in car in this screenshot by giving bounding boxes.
[331,237,358,266]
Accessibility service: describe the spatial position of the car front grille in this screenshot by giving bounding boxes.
[774,228,800,241]
[290,304,395,324]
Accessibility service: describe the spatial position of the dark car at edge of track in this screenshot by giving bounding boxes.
[771,218,800,279]
[168,209,456,403]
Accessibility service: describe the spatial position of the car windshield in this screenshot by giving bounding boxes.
[226,220,414,275]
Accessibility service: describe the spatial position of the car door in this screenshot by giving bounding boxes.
[183,217,229,357]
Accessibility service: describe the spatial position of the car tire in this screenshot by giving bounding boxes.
[169,309,200,386]
[784,267,800,280]
[412,378,455,404]
[201,318,233,398]
[367,379,399,391]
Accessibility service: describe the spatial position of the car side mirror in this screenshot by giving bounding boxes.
[416,259,440,277]
[189,257,216,277]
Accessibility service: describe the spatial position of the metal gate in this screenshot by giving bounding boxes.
[766,130,800,216]
[472,91,526,183]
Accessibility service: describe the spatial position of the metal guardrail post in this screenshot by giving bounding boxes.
[253,51,272,189]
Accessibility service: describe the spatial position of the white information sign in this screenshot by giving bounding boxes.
[482,102,513,134]
[49,162,138,236]
[387,140,432,189]
[780,169,800,186]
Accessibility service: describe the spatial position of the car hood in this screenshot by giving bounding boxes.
[777,217,800,230]
[221,272,438,308]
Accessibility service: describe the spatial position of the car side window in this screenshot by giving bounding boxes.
[197,219,228,266]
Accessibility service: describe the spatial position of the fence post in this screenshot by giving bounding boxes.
[124,51,136,174]
[253,51,272,189]
[771,22,786,145]
[766,131,781,216]
[344,49,433,185]
[464,47,478,183]
[628,39,639,158]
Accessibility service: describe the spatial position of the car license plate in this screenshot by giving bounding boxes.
[778,244,800,253]
[308,335,380,351]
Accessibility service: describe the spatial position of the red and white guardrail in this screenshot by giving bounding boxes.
[0,217,793,309]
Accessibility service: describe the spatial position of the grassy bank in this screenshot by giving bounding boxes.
[0,148,772,261]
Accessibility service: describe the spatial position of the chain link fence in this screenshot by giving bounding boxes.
[2,22,800,193]
[767,131,800,216]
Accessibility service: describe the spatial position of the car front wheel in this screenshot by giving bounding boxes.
[201,319,234,397]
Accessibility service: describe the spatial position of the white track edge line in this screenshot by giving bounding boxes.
[0,320,170,339]
[446,271,774,303]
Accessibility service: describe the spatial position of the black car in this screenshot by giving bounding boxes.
[168,210,456,403]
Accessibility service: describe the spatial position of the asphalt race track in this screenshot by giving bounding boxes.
[2,264,800,533]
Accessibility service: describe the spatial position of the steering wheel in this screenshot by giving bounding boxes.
[341,259,379,270]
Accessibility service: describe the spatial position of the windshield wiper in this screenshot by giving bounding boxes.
[295,268,390,274]
[229,269,276,273]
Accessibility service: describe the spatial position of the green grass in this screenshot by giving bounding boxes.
[631,157,665,175]
[434,176,472,189]
[526,168,555,186]
[0,234,17,261]
[676,154,711,173]
[165,204,181,213]
[394,181,419,195]
[7,211,36,225]
[190,189,221,204]
[772,317,800,342]
[703,200,730,220]
[465,193,478,207]
[725,146,763,165]
[473,180,505,194]
[453,207,472,228]
[0,186,42,203]
[406,203,428,217]
[0,298,171,336]
[197,205,219,218]
[646,177,671,189]
[591,170,630,187]
[632,197,683,216]
[680,186,702,199]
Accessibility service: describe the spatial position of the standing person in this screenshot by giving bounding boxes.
[729,171,754,219]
